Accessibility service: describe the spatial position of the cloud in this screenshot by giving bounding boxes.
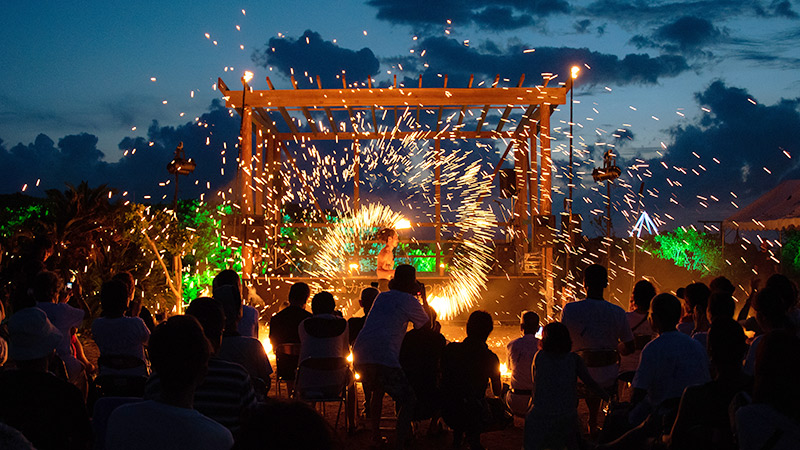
[584,0,775,23]
[252,30,380,88]
[366,0,569,29]
[0,100,242,200]
[630,16,726,56]
[407,36,689,87]
[585,81,800,228]
[573,19,593,34]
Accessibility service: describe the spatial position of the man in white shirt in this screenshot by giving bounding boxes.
[505,310,539,416]
[106,315,233,450]
[353,264,430,448]
[561,264,634,434]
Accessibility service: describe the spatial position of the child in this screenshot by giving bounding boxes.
[524,322,609,450]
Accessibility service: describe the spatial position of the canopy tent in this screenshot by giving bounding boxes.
[724,180,800,231]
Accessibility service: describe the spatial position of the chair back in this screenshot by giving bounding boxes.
[275,343,302,357]
[295,356,352,400]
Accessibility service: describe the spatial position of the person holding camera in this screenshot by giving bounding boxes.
[352,264,431,448]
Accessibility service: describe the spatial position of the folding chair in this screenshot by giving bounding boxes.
[274,342,302,398]
[294,356,353,431]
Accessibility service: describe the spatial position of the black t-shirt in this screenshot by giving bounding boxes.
[0,369,91,450]
[440,337,500,401]
[400,327,447,396]
[347,316,366,346]
[269,305,312,345]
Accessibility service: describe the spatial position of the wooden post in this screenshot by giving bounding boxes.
[353,140,360,212]
[435,140,443,275]
[540,105,554,319]
[240,105,253,280]
[514,138,529,274]
[265,135,276,271]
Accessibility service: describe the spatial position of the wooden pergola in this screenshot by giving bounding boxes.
[219,73,570,315]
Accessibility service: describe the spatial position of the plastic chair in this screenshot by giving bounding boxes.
[294,356,353,430]
[274,342,302,398]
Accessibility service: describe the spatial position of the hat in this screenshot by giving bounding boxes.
[8,307,62,361]
[389,264,418,294]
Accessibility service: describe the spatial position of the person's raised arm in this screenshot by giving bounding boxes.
[737,278,759,321]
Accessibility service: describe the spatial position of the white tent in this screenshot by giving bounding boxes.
[724,180,800,231]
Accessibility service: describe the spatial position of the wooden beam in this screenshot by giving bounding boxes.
[271,130,517,141]
[456,75,474,130]
[223,85,566,109]
[265,77,299,134]
[291,76,320,135]
[474,75,500,137]
[495,74,525,133]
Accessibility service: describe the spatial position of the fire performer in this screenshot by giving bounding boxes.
[376,228,398,292]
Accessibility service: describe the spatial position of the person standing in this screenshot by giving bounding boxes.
[353,264,430,448]
[505,311,540,416]
[376,228,399,292]
[561,264,634,435]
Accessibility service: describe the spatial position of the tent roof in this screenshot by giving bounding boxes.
[724,180,800,231]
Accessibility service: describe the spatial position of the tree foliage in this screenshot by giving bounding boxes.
[649,227,722,275]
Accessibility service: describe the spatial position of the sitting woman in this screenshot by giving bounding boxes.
[91,280,150,377]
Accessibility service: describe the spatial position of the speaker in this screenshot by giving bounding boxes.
[493,242,516,274]
[498,168,516,199]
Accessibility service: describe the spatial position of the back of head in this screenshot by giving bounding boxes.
[388,264,417,294]
[185,297,226,346]
[765,274,798,312]
[112,271,135,299]
[376,227,397,244]
[360,287,379,313]
[32,271,60,303]
[707,318,746,367]
[235,400,336,450]
[583,264,608,291]
[650,293,682,332]
[148,315,211,391]
[709,276,735,296]
[753,330,800,420]
[288,282,311,306]
[212,270,242,325]
[542,322,572,354]
[521,311,540,335]
[632,280,656,311]
[675,287,685,300]
[707,291,735,322]
[465,310,493,342]
[753,286,791,330]
[311,291,336,315]
[100,279,130,317]
[684,282,711,310]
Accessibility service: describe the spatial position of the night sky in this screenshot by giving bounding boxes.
[2,0,800,236]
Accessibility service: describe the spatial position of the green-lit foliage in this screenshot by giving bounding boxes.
[397,245,437,272]
[782,230,800,274]
[650,227,721,275]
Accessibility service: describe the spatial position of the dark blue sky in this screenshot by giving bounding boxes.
[2,0,800,234]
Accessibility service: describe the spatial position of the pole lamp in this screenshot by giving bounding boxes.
[565,65,580,293]
[166,141,196,313]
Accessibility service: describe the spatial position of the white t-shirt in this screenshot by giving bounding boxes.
[507,334,539,391]
[92,316,150,376]
[632,330,710,407]
[36,302,84,378]
[352,289,429,368]
[619,311,654,374]
[105,400,233,450]
[562,297,633,386]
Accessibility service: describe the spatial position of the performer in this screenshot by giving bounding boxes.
[375,228,398,291]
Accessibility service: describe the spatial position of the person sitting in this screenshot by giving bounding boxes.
[399,305,447,429]
[666,318,750,450]
[114,271,156,332]
[743,286,795,376]
[269,282,312,394]
[678,282,710,336]
[145,298,256,435]
[524,322,609,450]
[352,265,431,448]
[33,271,88,391]
[505,310,540,417]
[734,331,800,450]
[295,291,351,399]
[298,291,349,363]
[561,264,634,435]
[91,279,150,377]
[348,286,379,345]
[619,280,656,386]
[441,310,506,450]
[692,290,736,351]
[599,293,710,450]
[213,270,272,398]
[0,307,92,450]
[106,315,234,450]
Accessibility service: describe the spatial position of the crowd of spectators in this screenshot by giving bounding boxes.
[0,236,799,450]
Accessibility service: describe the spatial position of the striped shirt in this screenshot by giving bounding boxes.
[145,357,256,433]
